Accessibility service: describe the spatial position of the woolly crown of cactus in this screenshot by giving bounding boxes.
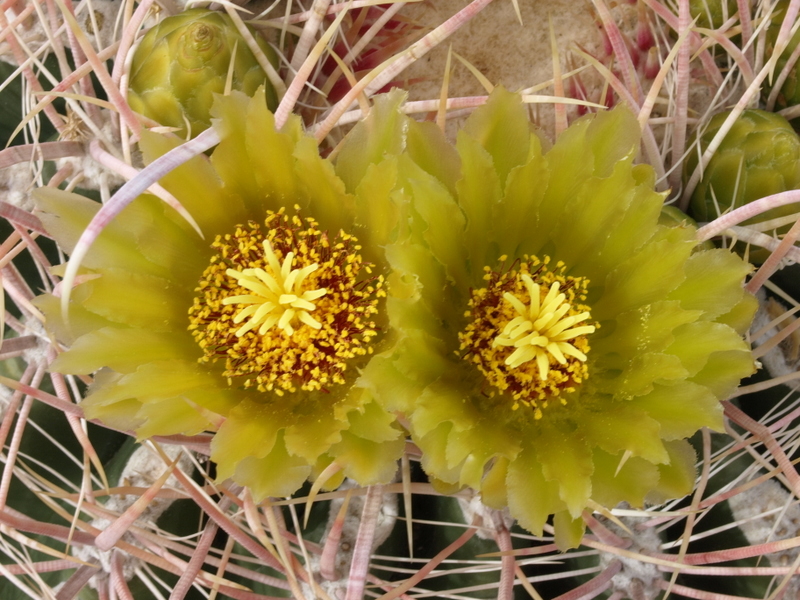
[372,88,756,549]
[34,88,408,499]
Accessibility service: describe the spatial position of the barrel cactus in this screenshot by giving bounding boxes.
[127,8,278,137]
[687,109,800,261]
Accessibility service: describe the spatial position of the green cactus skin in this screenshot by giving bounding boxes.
[689,0,737,29]
[687,109,800,261]
[764,0,800,114]
[128,8,278,137]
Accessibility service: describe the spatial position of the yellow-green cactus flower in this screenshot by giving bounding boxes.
[128,8,278,138]
[34,88,408,499]
[687,109,800,262]
[372,89,756,549]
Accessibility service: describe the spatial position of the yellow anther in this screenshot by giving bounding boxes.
[458,256,595,416]
[493,274,595,379]
[222,239,327,337]
[188,211,382,393]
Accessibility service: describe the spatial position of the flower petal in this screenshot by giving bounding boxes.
[81,268,190,332]
[591,449,660,508]
[592,226,697,319]
[135,397,213,438]
[536,427,593,518]
[406,120,461,196]
[400,154,469,287]
[506,444,562,536]
[138,130,245,237]
[35,188,167,277]
[81,359,222,409]
[635,382,724,439]
[648,439,697,504]
[554,511,585,552]
[51,327,198,375]
[210,398,283,482]
[665,321,751,376]
[579,404,669,464]
[330,429,405,485]
[336,89,408,193]
[233,433,312,501]
[666,249,755,322]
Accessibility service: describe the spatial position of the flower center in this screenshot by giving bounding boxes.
[458,256,596,418]
[222,241,327,337]
[188,209,384,394]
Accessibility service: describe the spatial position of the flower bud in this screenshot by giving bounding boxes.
[128,8,278,137]
[687,109,800,261]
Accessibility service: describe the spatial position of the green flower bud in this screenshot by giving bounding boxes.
[764,0,800,113]
[687,109,800,262]
[127,8,278,137]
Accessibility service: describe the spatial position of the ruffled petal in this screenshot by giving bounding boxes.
[579,404,669,464]
[400,154,469,287]
[665,321,751,376]
[635,382,724,439]
[506,444,561,536]
[233,432,312,501]
[455,130,502,272]
[210,398,283,482]
[51,327,198,375]
[336,89,408,193]
[329,429,405,485]
[592,226,697,319]
[82,359,223,409]
[554,511,586,551]
[591,449,660,508]
[648,439,697,503]
[135,398,213,438]
[666,249,755,321]
[295,135,354,240]
[496,137,548,258]
[406,120,461,196]
[550,155,637,267]
[138,130,246,237]
[35,189,167,277]
[81,268,190,332]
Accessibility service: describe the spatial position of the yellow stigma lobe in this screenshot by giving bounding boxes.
[493,275,595,380]
[222,239,327,337]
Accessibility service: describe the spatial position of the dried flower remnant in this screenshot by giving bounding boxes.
[376,88,756,548]
[34,89,407,500]
[127,8,278,137]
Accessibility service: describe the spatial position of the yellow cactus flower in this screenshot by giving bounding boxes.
[368,88,757,549]
[34,88,408,499]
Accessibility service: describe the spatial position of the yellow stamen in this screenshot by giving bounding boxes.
[494,275,595,379]
[458,256,596,417]
[188,210,383,393]
[221,239,327,337]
